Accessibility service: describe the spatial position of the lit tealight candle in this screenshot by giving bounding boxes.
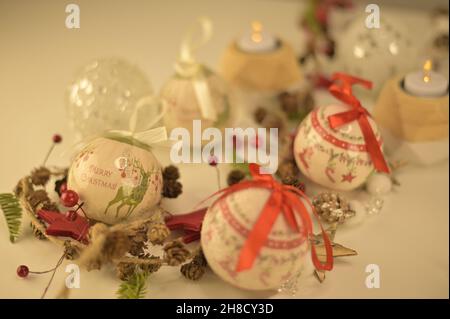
[237,21,278,53]
[404,59,448,97]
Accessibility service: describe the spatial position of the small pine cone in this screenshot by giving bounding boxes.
[128,240,147,257]
[139,254,163,274]
[191,248,208,267]
[313,192,356,224]
[227,170,245,186]
[254,107,267,123]
[148,223,170,245]
[103,231,132,260]
[27,190,50,211]
[31,167,51,186]
[64,241,80,260]
[116,262,137,281]
[277,161,298,181]
[128,226,148,257]
[54,176,67,196]
[300,91,314,112]
[30,221,47,240]
[42,201,60,212]
[261,113,284,131]
[181,262,205,281]
[162,179,182,198]
[282,178,306,193]
[279,92,299,115]
[162,165,180,181]
[164,240,190,266]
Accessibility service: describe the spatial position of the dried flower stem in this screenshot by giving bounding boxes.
[41,252,66,299]
[42,144,56,166]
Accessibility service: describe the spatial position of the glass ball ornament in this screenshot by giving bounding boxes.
[336,15,419,92]
[66,58,158,139]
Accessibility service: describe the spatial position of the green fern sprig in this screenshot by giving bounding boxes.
[116,271,148,299]
[0,193,23,242]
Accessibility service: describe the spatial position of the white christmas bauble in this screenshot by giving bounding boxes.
[293,105,382,191]
[66,58,157,139]
[161,66,232,135]
[366,172,392,195]
[68,136,163,225]
[337,15,419,92]
[201,187,309,290]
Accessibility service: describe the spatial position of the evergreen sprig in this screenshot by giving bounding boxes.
[0,193,23,242]
[116,271,148,299]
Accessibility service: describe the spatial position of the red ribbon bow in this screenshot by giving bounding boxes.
[203,164,333,273]
[327,73,390,174]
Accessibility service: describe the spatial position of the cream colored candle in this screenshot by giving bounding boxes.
[237,21,277,53]
[404,60,448,97]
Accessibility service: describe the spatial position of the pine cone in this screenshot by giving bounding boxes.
[313,192,356,224]
[128,226,148,257]
[31,167,51,186]
[162,179,182,198]
[116,262,137,281]
[164,240,190,266]
[300,91,314,112]
[27,190,50,211]
[42,201,60,212]
[30,221,47,240]
[254,107,267,123]
[191,248,208,267]
[282,178,306,193]
[139,254,163,274]
[162,165,180,181]
[277,161,298,181]
[181,262,205,281]
[227,170,245,186]
[279,92,299,115]
[148,223,170,245]
[64,241,80,260]
[261,113,284,131]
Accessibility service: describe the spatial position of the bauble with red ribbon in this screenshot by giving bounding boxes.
[293,73,389,191]
[200,164,333,290]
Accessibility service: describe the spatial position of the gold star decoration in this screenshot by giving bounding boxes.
[311,224,357,283]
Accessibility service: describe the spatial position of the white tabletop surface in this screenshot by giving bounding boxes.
[0,0,448,299]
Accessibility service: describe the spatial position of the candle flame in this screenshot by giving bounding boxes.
[251,21,263,43]
[423,59,433,83]
[251,21,263,33]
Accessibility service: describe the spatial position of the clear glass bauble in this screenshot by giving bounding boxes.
[66,58,157,139]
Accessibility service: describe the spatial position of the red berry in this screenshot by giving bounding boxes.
[61,190,79,207]
[208,156,218,167]
[59,182,68,194]
[17,265,29,278]
[52,134,62,143]
[65,210,78,221]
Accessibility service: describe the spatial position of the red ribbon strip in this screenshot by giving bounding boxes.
[201,164,333,273]
[327,73,390,174]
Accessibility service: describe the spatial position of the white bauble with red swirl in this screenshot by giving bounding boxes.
[201,187,309,291]
[67,136,163,225]
[293,105,382,191]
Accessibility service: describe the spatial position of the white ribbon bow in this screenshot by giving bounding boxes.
[174,17,218,122]
[108,96,169,147]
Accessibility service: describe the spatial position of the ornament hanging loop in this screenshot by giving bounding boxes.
[173,17,217,121]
